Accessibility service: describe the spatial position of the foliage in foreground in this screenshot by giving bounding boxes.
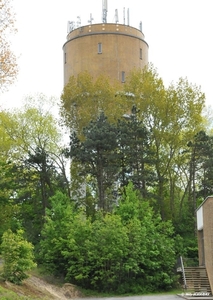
[39,185,178,294]
[1,229,36,284]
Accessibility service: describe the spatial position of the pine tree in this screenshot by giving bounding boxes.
[67,112,119,211]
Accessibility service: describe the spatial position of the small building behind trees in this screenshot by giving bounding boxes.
[196,196,213,293]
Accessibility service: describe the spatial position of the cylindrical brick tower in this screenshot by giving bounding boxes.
[63,23,148,85]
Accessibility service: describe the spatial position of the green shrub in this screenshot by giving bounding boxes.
[1,229,36,284]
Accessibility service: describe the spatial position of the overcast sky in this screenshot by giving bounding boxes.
[1,0,213,109]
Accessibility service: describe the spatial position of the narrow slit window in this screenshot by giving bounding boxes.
[121,71,125,83]
[140,48,142,60]
[98,43,102,54]
[64,52,67,64]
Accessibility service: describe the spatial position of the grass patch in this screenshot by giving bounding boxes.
[0,285,37,300]
[78,287,183,298]
[145,288,183,295]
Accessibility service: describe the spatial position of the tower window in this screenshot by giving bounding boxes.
[121,71,125,83]
[64,52,67,64]
[98,43,102,54]
[140,48,142,60]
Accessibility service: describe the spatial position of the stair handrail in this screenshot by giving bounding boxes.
[180,256,187,290]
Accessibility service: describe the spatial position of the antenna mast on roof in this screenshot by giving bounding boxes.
[88,13,94,24]
[123,7,125,25]
[67,21,75,33]
[76,16,81,28]
[115,9,119,23]
[127,8,129,26]
[102,0,108,23]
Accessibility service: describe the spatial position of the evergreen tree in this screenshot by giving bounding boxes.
[117,106,156,198]
[66,112,119,211]
[188,131,213,202]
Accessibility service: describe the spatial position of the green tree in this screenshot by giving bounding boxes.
[0,110,25,239]
[60,71,125,137]
[187,131,213,205]
[66,112,119,211]
[38,192,76,275]
[117,105,156,197]
[0,96,70,245]
[170,130,213,244]
[115,183,176,292]
[0,160,21,242]
[124,65,205,220]
[70,212,129,292]
[1,229,36,284]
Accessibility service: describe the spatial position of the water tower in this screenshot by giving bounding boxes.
[63,0,149,85]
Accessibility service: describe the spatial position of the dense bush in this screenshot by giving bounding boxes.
[39,185,177,293]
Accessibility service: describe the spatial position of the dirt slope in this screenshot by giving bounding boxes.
[1,275,83,299]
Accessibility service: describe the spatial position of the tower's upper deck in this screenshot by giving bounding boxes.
[65,23,146,44]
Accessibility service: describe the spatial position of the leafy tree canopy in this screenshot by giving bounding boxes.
[60,71,127,137]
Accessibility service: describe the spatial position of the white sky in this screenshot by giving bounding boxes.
[1,0,213,109]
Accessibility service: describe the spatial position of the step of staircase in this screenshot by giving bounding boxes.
[179,297,213,300]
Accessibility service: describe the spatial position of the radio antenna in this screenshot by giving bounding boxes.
[88,13,94,24]
[76,16,81,28]
[67,21,75,33]
[102,0,108,23]
[115,9,119,23]
[127,8,129,26]
[123,7,125,25]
